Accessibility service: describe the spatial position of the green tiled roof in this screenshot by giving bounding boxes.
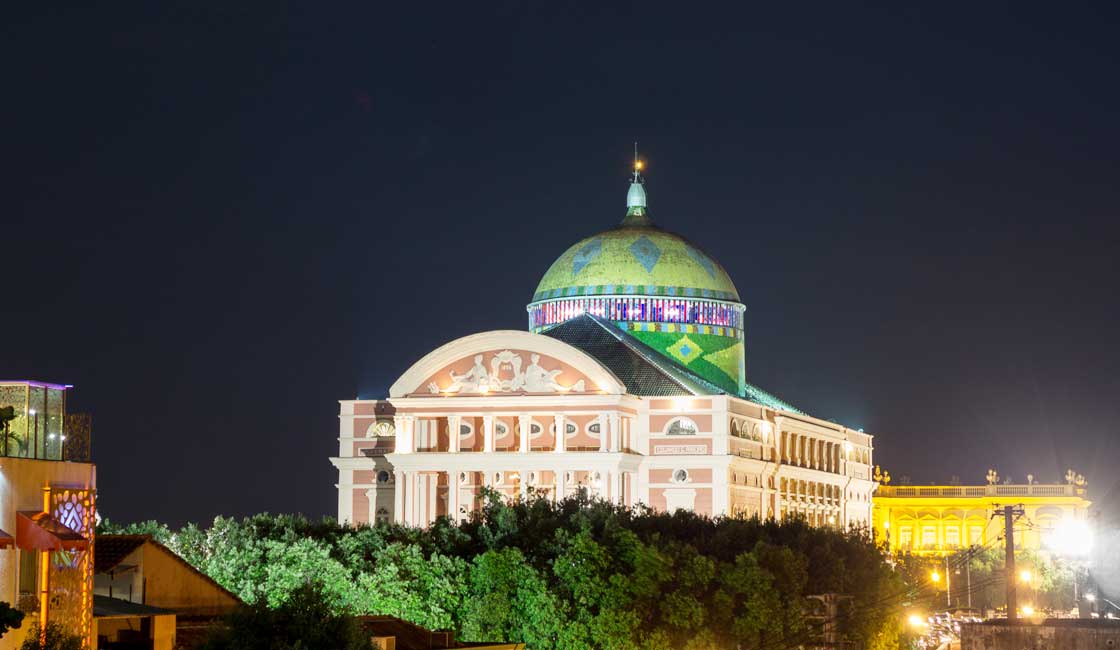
[532,225,741,303]
[545,314,806,415]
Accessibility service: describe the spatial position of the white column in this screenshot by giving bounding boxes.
[448,415,461,453]
[427,474,437,526]
[555,470,567,501]
[519,468,529,499]
[519,414,531,453]
[597,413,608,452]
[483,415,495,453]
[554,414,566,453]
[393,471,405,523]
[611,471,623,505]
[394,416,413,454]
[401,471,413,525]
[448,472,460,522]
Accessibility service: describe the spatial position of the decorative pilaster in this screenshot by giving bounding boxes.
[553,415,566,453]
[555,470,567,501]
[519,468,529,499]
[597,413,608,452]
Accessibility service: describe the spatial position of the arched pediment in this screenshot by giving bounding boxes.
[389,330,626,398]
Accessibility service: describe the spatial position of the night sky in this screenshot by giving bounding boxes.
[3,3,1118,527]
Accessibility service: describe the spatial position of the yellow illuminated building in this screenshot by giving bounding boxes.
[872,469,1091,557]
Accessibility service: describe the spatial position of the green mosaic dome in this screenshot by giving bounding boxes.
[531,224,740,303]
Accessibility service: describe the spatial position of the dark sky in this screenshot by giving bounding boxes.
[3,2,1118,526]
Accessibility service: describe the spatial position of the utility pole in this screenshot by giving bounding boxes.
[996,505,1025,621]
[966,545,973,610]
[945,554,951,608]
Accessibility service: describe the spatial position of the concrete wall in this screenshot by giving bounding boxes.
[961,621,1120,650]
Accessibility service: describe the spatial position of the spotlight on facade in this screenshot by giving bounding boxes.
[907,614,927,628]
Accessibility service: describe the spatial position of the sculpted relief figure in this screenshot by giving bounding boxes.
[524,353,586,393]
[436,351,587,394]
[445,354,490,393]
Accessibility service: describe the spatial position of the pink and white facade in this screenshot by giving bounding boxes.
[331,330,876,528]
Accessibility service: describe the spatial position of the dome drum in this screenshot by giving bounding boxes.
[527,296,743,333]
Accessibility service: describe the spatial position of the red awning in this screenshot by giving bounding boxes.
[0,529,13,549]
[16,511,88,551]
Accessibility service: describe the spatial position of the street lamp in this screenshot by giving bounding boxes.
[1019,569,1032,584]
[931,570,941,583]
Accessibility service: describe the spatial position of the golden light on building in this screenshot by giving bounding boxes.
[872,468,1091,556]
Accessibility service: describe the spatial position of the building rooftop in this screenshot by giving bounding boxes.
[544,314,804,413]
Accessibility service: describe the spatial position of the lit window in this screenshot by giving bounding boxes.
[945,526,961,548]
[666,418,698,436]
[898,527,913,549]
[921,526,937,549]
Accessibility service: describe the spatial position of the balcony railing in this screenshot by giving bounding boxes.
[878,484,1081,498]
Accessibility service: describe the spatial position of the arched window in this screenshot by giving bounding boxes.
[587,421,601,434]
[459,422,474,437]
[665,417,698,436]
[530,422,543,437]
[495,421,510,439]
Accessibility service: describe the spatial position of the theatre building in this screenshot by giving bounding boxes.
[332,163,877,528]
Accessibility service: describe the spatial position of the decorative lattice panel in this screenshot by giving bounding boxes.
[50,488,95,648]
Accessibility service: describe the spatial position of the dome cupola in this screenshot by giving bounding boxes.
[526,156,747,395]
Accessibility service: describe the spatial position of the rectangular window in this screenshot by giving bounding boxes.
[18,550,37,595]
[969,526,983,546]
[899,527,913,549]
[922,526,938,549]
[945,526,961,548]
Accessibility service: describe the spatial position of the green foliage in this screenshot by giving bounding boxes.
[0,601,24,638]
[0,406,27,456]
[200,582,367,650]
[118,497,904,649]
[18,623,82,650]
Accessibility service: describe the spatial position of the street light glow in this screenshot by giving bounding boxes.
[1019,569,1032,583]
[931,570,941,583]
[907,614,927,628]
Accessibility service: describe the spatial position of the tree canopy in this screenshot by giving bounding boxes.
[102,492,905,649]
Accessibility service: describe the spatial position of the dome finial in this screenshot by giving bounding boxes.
[624,142,651,226]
